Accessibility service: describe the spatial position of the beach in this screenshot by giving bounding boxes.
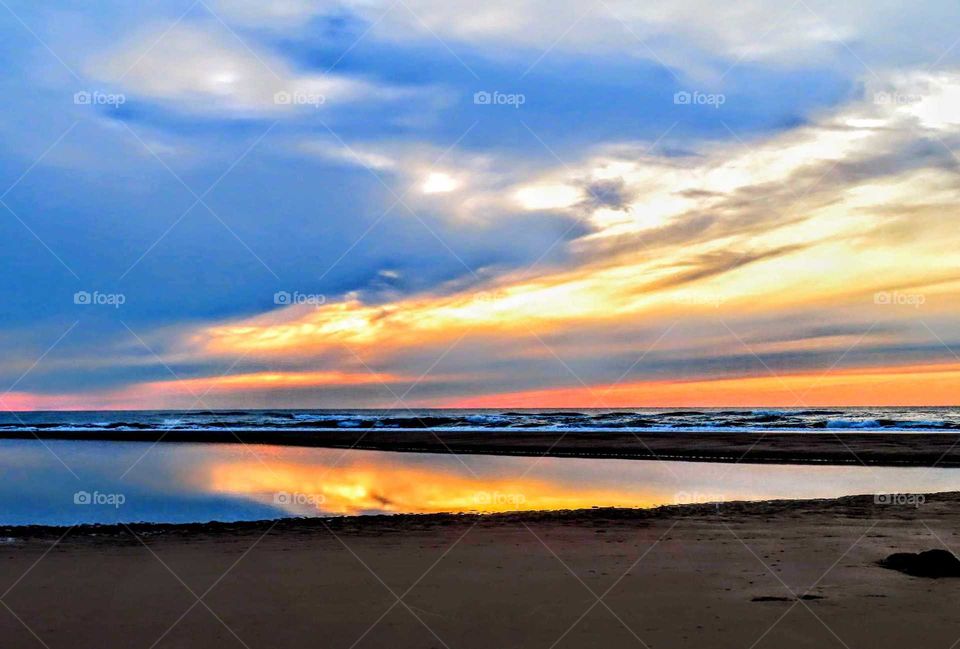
[3,493,959,648]
[6,0,960,646]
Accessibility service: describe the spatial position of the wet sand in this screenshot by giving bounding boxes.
[3,428,960,466]
[2,493,960,648]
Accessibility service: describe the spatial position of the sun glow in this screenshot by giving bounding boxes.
[514,183,581,210]
[422,171,460,194]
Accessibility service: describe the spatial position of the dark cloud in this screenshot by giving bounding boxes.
[578,177,635,211]
[635,244,812,294]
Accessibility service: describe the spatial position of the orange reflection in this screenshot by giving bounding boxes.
[206,454,661,515]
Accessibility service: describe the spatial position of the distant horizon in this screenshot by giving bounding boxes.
[4,405,960,413]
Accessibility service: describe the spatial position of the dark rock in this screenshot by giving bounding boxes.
[879,549,960,578]
[751,593,824,602]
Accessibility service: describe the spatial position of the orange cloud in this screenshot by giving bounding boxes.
[18,76,960,410]
[445,362,960,408]
[143,369,416,395]
[0,370,423,411]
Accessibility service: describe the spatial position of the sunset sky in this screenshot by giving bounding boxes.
[2,1,960,409]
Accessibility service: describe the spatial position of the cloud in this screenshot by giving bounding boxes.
[211,0,331,29]
[578,178,635,212]
[12,1,960,407]
[213,0,960,77]
[512,72,960,251]
[125,70,960,406]
[87,23,410,116]
[296,138,541,224]
[444,362,960,408]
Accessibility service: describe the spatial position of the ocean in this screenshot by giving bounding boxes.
[2,407,960,432]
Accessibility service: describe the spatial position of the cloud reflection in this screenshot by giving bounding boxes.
[206,453,664,515]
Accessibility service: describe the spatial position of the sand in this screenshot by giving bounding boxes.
[4,428,960,466]
[2,493,960,648]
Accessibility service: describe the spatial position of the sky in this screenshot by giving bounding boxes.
[2,0,960,410]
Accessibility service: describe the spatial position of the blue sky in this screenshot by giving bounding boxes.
[3,1,960,408]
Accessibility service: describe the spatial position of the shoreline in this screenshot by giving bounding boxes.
[3,492,959,648]
[3,428,960,466]
[0,492,948,538]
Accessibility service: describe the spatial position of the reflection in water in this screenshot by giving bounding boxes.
[1,439,960,525]
[201,444,960,517]
[208,459,661,515]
